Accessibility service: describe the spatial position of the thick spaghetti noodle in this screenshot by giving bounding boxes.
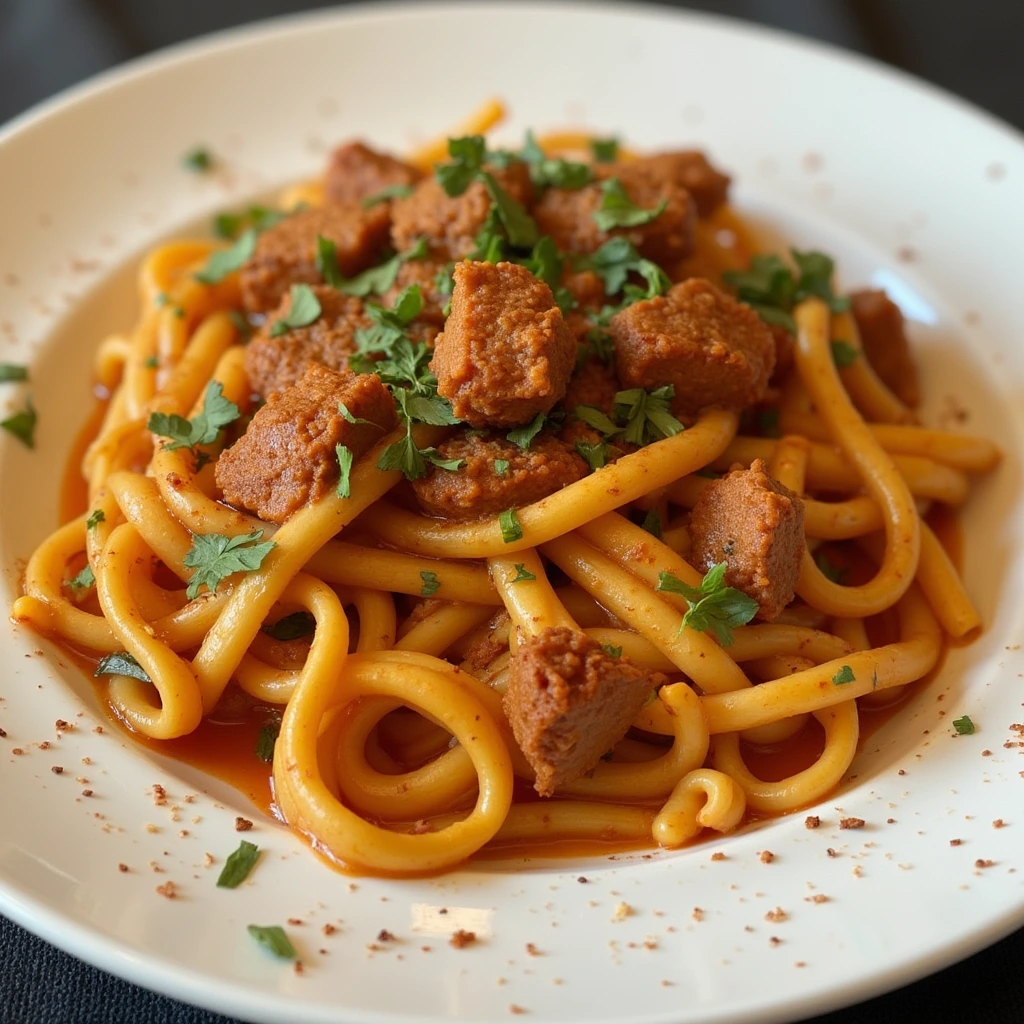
[13,102,999,875]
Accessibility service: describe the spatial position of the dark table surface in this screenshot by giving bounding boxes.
[1,1,1022,1022]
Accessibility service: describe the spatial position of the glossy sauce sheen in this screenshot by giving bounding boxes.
[61,400,963,870]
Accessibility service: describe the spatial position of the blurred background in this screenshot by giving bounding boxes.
[1,0,1022,131]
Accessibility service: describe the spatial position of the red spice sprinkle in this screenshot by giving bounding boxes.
[11,748,23,755]
[950,839,963,846]
[710,852,727,862]
[235,817,253,832]
[294,961,304,975]
[577,876,588,884]
[826,848,839,858]
[288,918,304,926]
[38,741,50,750]
[55,719,72,732]
[93,726,104,734]
[764,907,788,923]
[155,881,177,899]
[887,818,896,824]
[51,765,64,774]
[898,769,906,776]
[152,784,167,806]
[377,929,395,942]
[840,817,865,830]
[450,929,476,949]
[118,863,129,873]
[975,859,996,869]
[508,1006,527,1016]
[0,728,7,738]
[82,789,93,797]
[322,924,337,936]
[759,850,775,864]
[993,819,1005,829]
[804,816,821,829]
[982,749,993,757]
[769,936,782,947]
[525,943,541,956]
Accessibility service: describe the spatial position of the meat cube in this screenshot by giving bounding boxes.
[390,162,533,259]
[505,627,659,796]
[532,163,695,263]
[215,364,396,523]
[239,202,390,314]
[851,289,920,407]
[627,151,731,218]
[687,459,805,621]
[610,278,775,416]
[244,286,369,397]
[410,432,587,520]
[431,261,576,428]
[324,141,423,206]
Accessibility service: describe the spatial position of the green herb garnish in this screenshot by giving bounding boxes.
[0,364,28,383]
[362,184,415,208]
[194,229,256,285]
[419,570,441,597]
[1,397,36,449]
[494,459,510,477]
[640,509,662,539]
[590,138,619,163]
[86,509,105,531]
[66,564,95,592]
[182,147,214,173]
[499,508,523,544]
[94,650,151,683]
[263,612,315,641]
[217,840,260,888]
[832,665,856,685]
[655,563,759,647]
[247,924,296,960]
[147,380,239,455]
[592,177,666,231]
[953,715,976,736]
[831,340,859,368]
[335,444,354,498]
[183,530,276,600]
[510,563,536,583]
[269,283,322,337]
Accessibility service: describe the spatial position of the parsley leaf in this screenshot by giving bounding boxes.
[577,237,669,299]
[590,138,619,163]
[147,381,240,454]
[335,444,354,498]
[507,412,547,450]
[517,131,593,190]
[952,715,976,736]
[601,642,623,658]
[0,364,28,382]
[613,386,684,446]
[263,612,315,641]
[337,238,428,298]
[1,396,36,449]
[479,170,539,248]
[468,206,507,264]
[831,665,856,685]
[247,924,296,960]
[494,458,510,477]
[376,395,462,481]
[217,840,260,888]
[362,183,415,208]
[573,405,620,437]
[510,563,536,583]
[315,235,344,288]
[575,440,611,471]
[182,147,214,173]
[523,236,576,312]
[66,564,95,592]
[640,508,662,539]
[183,530,276,600]
[499,508,523,544]
[337,401,376,426]
[86,509,105,530]
[578,328,615,366]
[655,563,759,647]
[255,719,281,761]
[593,177,667,231]
[419,570,441,597]
[435,135,488,197]
[814,553,848,584]
[831,340,859,368]
[94,650,151,683]
[194,229,257,285]
[351,285,424,367]
[213,211,245,239]
[269,283,322,337]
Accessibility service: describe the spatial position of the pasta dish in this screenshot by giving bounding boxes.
[11,100,1000,876]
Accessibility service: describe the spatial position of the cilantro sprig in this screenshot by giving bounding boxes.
[592,178,667,231]
[147,381,239,458]
[575,385,683,449]
[183,530,276,600]
[269,283,322,337]
[723,249,850,333]
[656,563,758,647]
[319,236,428,297]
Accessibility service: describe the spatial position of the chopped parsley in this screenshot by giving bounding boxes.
[1,397,36,449]
[182,146,214,173]
[640,508,662,539]
[499,508,523,544]
[376,388,462,482]
[247,924,296,960]
[143,355,160,369]
[0,364,28,382]
[263,612,315,641]
[269,283,322,337]
[211,205,287,241]
[183,530,276,600]
[577,237,671,301]
[213,211,245,240]
[217,840,260,888]
[86,509,105,531]
[510,563,536,583]
[315,235,344,288]
[831,340,859,368]
[723,249,850,332]
[507,412,547,450]
[254,719,281,761]
[601,642,623,658]
[952,715,976,736]
[613,386,684,446]
[194,229,257,285]
[335,444,354,498]
[655,563,758,647]
[592,177,666,231]
[94,650,151,683]
[590,138,619,163]
[515,130,593,190]
[575,440,611,471]
[479,170,538,247]
[332,237,428,298]
[494,458,510,477]
[831,665,856,685]
[815,552,848,585]
[66,564,95,592]
[419,570,441,597]
[362,183,415,207]
[523,235,576,312]
[147,380,239,455]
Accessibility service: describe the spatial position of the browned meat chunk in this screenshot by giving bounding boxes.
[244,286,369,397]
[505,627,659,796]
[687,459,805,621]
[410,432,586,520]
[610,278,775,416]
[216,364,396,523]
[563,356,619,415]
[532,164,695,263]
[851,289,920,407]
[239,203,390,314]
[324,141,423,205]
[431,261,576,428]
[390,163,533,259]
[628,151,731,218]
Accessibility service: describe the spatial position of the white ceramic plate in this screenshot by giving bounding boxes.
[1,4,1023,1023]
